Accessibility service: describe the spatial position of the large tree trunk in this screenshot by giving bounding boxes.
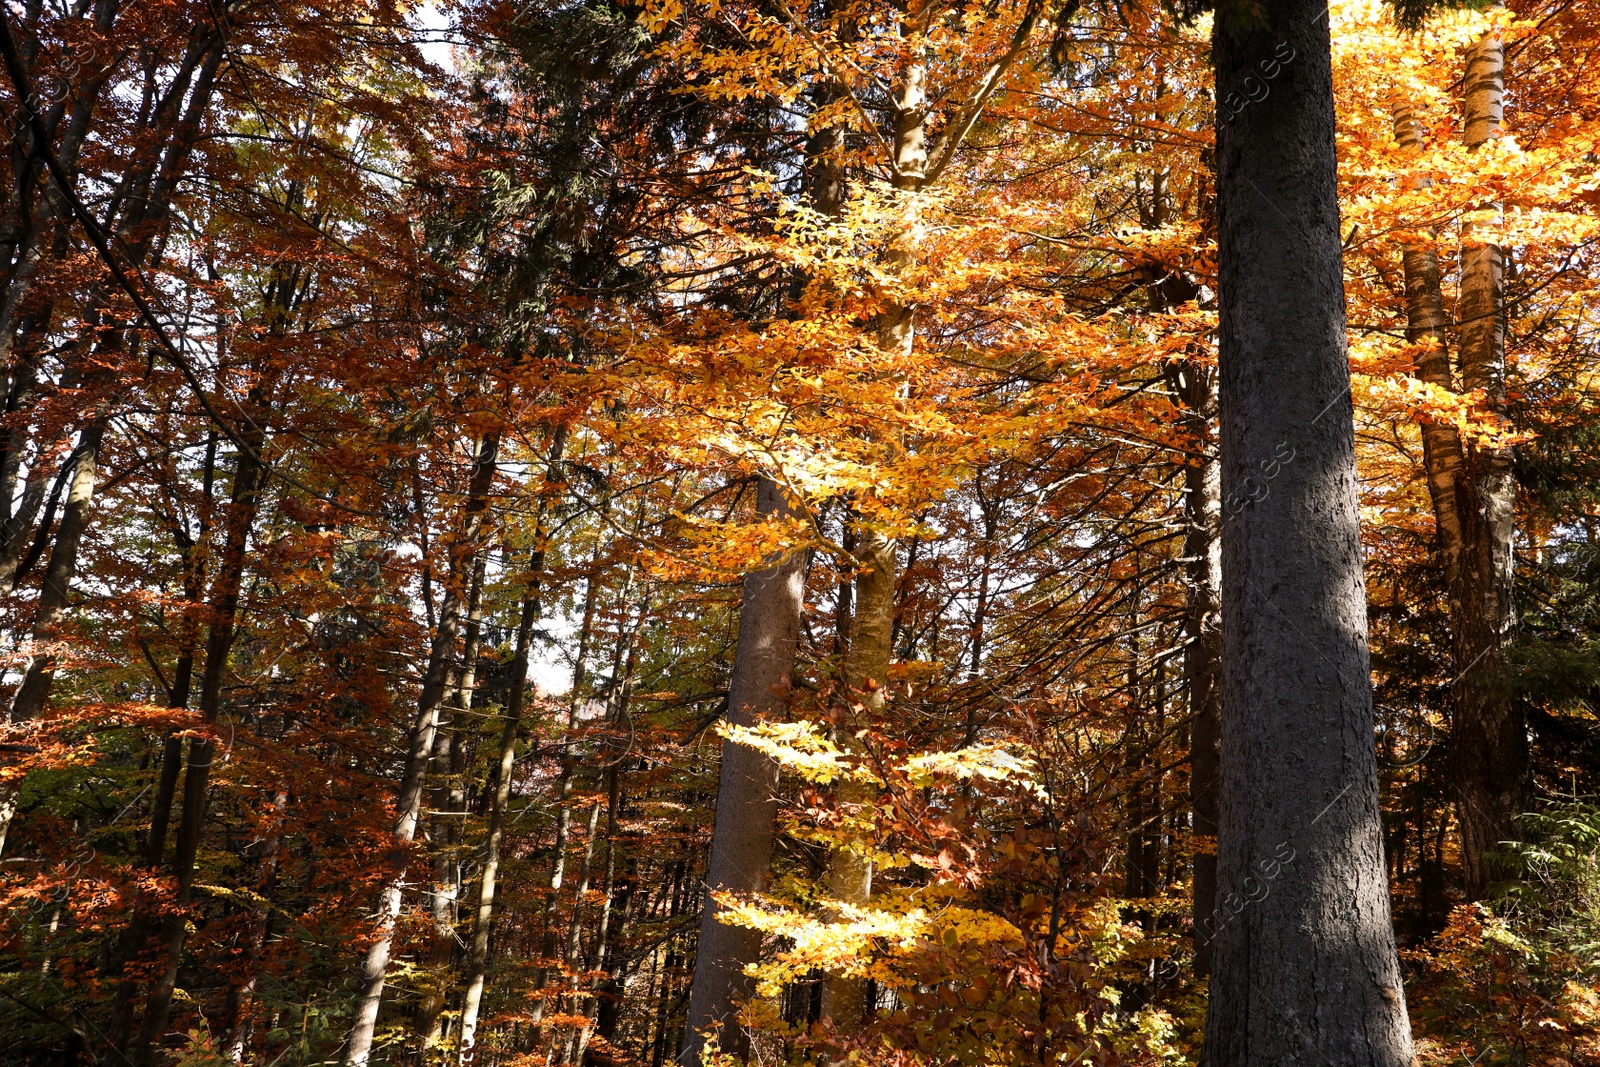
[1453,11,1524,900]
[680,477,806,1064]
[682,61,850,1054]
[1203,3,1412,1065]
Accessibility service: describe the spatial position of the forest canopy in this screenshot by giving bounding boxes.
[1,0,1599,1064]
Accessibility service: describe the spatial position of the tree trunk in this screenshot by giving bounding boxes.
[457,586,536,1065]
[530,551,604,1029]
[222,788,286,1062]
[458,424,566,1064]
[342,434,499,1067]
[818,42,928,1033]
[680,477,806,1064]
[1175,360,1221,978]
[103,434,215,1057]
[1453,9,1524,900]
[820,523,893,1028]
[1393,108,1467,589]
[4,23,226,721]
[578,763,623,1064]
[9,413,106,721]
[418,558,486,1057]
[1203,3,1412,1065]
[132,425,267,1066]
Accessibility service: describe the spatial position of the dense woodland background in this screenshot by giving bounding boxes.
[1,0,1598,1063]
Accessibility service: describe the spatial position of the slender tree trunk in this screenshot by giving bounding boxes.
[1154,236,1222,979]
[818,43,928,1035]
[558,800,603,1066]
[536,494,633,1046]
[959,492,997,757]
[680,478,806,1063]
[578,764,623,1064]
[343,434,499,1067]
[132,426,267,1066]
[9,413,106,720]
[1173,359,1221,977]
[530,557,602,1028]
[103,435,215,1056]
[456,586,536,1065]
[590,856,637,1058]
[1203,3,1412,1065]
[1453,9,1525,899]
[221,788,286,1062]
[418,559,487,1056]
[1393,109,1467,590]
[458,424,566,1064]
[4,24,226,719]
[820,522,893,1028]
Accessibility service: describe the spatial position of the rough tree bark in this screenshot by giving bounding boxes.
[1203,2,1413,1065]
[680,478,806,1063]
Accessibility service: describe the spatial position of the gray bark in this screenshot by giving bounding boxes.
[1203,3,1412,1065]
[680,477,805,1064]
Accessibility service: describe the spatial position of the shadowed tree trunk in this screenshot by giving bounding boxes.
[417,557,487,1056]
[1203,2,1413,1065]
[680,477,806,1063]
[1150,214,1221,979]
[1173,366,1221,978]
